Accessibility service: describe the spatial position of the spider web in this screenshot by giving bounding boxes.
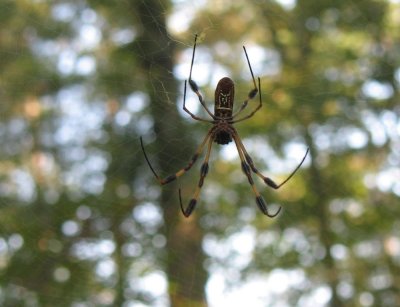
[1,0,399,306]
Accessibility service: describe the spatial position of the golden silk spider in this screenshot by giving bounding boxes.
[140,35,309,218]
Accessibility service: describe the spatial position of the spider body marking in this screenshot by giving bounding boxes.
[140,34,309,218]
[215,77,234,118]
[214,77,234,144]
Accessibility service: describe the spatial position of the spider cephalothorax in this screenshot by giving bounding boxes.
[140,34,309,218]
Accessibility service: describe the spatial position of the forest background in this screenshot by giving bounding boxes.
[0,0,399,306]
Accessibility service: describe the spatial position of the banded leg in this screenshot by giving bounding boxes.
[232,135,281,218]
[187,34,216,119]
[179,136,213,217]
[231,77,263,123]
[231,46,259,119]
[140,131,211,185]
[183,80,214,123]
[236,136,309,189]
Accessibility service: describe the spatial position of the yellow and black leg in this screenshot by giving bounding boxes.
[233,135,281,217]
[140,131,211,185]
[183,80,215,122]
[185,33,216,120]
[231,78,262,123]
[236,137,309,189]
[179,137,213,217]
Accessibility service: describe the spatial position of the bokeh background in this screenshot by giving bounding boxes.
[0,0,399,306]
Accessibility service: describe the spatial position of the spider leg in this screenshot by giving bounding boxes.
[140,131,212,185]
[186,34,216,119]
[183,80,214,123]
[231,77,263,123]
[187,79,216,119]
[237,136,309,189]
[231,46,259,119]
[179,136,213,217]
[243,45,258,90]
[232,134,281,218]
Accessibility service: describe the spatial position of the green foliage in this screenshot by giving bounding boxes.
[0,0,399,306]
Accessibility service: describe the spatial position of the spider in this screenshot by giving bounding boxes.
[140,34,309,218]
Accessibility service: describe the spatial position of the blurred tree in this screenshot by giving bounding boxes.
[184,0,400,306]
[1,0,399,306]
[0,1,97,305]
[1,0,208,306]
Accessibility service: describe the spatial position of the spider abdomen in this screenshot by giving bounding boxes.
[215,77,234,119]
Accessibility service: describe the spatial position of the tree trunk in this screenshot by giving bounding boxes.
[133,1,208,305]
